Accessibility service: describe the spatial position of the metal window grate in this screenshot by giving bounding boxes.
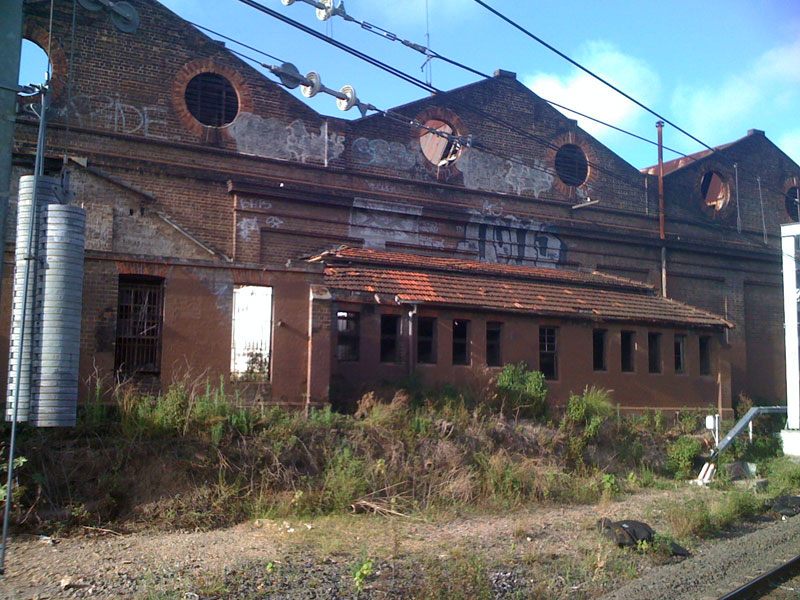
[115,277,164,376]
[184,73,239,127]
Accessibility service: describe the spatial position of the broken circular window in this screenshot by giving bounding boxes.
[420,119,461,167]
[555,144,589,187]
[700,171,730,214]
[184,72,239,127]
[786,187,800,222]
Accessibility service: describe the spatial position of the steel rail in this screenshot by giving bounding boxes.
[716,553,800,599]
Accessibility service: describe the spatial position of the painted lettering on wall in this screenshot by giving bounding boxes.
[456,203,565,267]
[349,198,423,249]
[458,148,554,198]
[352,137,417,170]
[238,198,273,211]
[238,215,284,242]
[228,114,345,164]
[69,94,168,139]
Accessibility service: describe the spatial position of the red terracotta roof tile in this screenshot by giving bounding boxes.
[310,247,652,291]
[317,249,731,328]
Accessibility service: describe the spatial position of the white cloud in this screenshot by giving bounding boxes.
[671,38,800,144]
[522,41,660,141]
[778,129,800,165]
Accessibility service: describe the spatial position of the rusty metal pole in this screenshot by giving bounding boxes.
[656,121,667,297]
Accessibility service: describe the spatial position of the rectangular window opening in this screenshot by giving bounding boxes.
[380,314,401,363]
[648,332,662,374]
[593,329,607,371]
[486,321,503,367]
[699,335,712,376]
[231,285,273,379]
[621,330,635,373]
[336,311,360,361]
[417,317,437,364]
[115,275,165,377]
[452,319,470,366]
[674,334,687,374]
[539,326,558,380]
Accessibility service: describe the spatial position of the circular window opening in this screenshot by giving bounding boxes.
[786,186,800,222]
[18,39,50,89]
[700,171,730,213]
[420,119,461,167]
[555,144,588,186]
[184,72,239,127]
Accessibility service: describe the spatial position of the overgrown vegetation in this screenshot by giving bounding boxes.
[1,368,797,545]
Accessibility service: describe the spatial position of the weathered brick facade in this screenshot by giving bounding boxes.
[6,0,799,413]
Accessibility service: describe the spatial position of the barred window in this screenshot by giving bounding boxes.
[486,322,503,367]
[115,276,164,376]
[452,319,470,365]
[380,314,400,363]
[417,317,437,364]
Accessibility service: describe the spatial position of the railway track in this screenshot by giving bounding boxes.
[716,554,800,599]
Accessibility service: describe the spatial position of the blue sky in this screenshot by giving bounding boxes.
[19,0,800,169]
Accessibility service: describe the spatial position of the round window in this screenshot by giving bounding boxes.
[700,171,730,214]
[420,119,461,166]
[555,144,588,186]
[184,72,239,127]
[786,186,800,222]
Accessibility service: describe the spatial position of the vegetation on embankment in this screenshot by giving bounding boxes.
[0,363,795,539]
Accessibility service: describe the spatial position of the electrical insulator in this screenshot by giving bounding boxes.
[301,72,323,98]
[316,0,334,21]
[281,0,295,5]
[336,85,358,112]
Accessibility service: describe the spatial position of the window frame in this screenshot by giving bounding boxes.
[416,316,437,365]
[336,310,360,362]
[380,314,401,363]
[486,321,503,367]
[674,333,687,375]
[648,332,662,374]
[452,319,471,366]
[592,329,607,372]
[699,335,712,376]
[114,275,165,377]
[539,326,558,380]
[620,330,635,373]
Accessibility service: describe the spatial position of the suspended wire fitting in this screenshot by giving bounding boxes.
[240,57,472,150]
[734,163,741,233]
[757,176,767,244]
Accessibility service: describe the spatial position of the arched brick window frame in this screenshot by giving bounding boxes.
[172,59,252,138]
[695,161,737,221]
[19,22,68,103]
[546,130,598,199]
[783,176,800,222]
[412,106,468,180]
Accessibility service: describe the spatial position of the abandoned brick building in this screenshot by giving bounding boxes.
[6,0,800,416]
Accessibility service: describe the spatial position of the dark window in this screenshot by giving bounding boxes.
[184,72,239,127]
[417,317,437,364]
[115,276,164,376]
[555,144,588,186]
[674,334,687,374]
[699,336,712,376]
[539,326,558,380]
[648,332,662,373]
[336,311,360,361]
[700,171,730,214]
[593,329,607,371]
[786,186,800,222]
[486,322,503,367]
[380,314,400,363]
[452,319,470,365]
[621,330,635,373]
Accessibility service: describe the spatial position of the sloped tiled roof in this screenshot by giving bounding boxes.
[313,248,732,328]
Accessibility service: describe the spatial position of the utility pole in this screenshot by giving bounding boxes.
[0,1,25,291]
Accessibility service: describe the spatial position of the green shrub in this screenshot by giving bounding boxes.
[562,386,614,429]
[666,436,702,479]
[495,362,548,418]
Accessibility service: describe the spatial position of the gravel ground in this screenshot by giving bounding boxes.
[601,513,800,600]
[0,488,796,599]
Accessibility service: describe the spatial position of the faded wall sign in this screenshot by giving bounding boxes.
[228,114,344,163]
[349,198,423,249]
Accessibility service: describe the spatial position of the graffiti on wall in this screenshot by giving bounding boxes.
[456,201,565,267]
[228,114,344,163]
[237,215,284,242]
[69,94,168,139]
[458,149,554,198]
[351,137,418,170]
[349,198,423,249]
